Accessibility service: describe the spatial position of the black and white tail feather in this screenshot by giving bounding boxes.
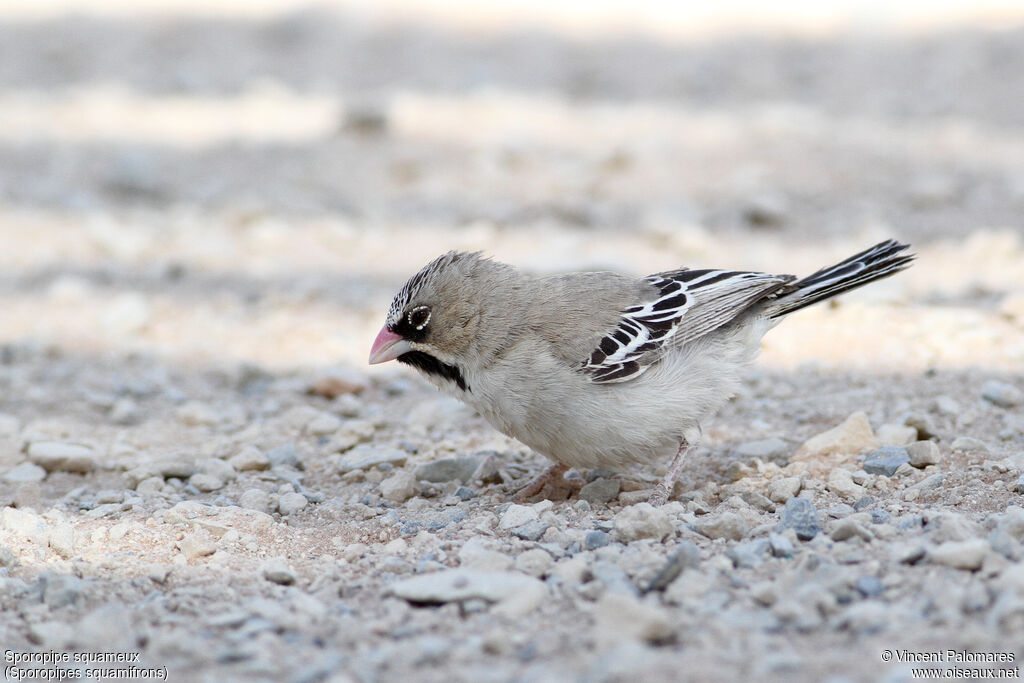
[581,239,914,384]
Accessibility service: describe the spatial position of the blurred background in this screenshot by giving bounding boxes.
[1,0,1023,374]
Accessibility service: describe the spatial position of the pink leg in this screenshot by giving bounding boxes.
[512,463,569,502]
[648,440,690,506]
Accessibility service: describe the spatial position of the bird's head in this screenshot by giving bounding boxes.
[368,252,511,384]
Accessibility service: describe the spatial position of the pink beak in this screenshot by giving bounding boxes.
[368,326,412,365]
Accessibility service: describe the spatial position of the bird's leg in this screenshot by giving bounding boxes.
[648,440,690,506]
[512,463,569,502]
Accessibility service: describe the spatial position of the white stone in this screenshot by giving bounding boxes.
[335,446,407,473]
[27,441,96,473]
[981,380,1022,408]
[228,446,270,472]
[2,461,47,484]
[1,506,48,545]
[514,548,553,578]
[798,412,878,458]
[594,593,673,647]
[613,503,674,542]
[767,477,801,503]
[692,511,748,541]
[876,423,918,446]
[827,468,866,500]
[907,440,941,468]
[307,412,343,436]
[379,470,418,503]
[277,492,309,516]
[499,504,539,530]
[261,557,297,585]
[179,531,217,560]
[929,539,988,570]
[388,569,546,615]
[189,473,225,492]
[176,401,221,427]
[47,524,75,559]
[135,476,166,496]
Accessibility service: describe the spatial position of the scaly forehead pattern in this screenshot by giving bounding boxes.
[385,251,483,328]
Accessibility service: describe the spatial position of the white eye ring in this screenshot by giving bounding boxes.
[409,305,431,330]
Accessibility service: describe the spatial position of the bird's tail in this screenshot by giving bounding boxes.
[764,239,914,319]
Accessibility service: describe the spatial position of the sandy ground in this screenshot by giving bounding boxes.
[1,3,1023,682]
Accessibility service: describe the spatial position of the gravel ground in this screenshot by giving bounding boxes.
[1,4,1024,682]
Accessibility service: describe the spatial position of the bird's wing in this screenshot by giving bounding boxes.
[579,268,794,383]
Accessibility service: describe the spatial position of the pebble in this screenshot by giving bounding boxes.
[906,440,941,468]
[109,397,141,425]
[862,446,911,477]
[767,477,801,503]
[578,477,621,505]
[238,489,274,513]
[179,531,217,560]
[176,401,221,427]
[499,504,539,530]
[854,575,885,598]
[47,524,75,559]
[733,437,790,462]
[2,461,47,483]
[929,539,989,570]
[513,548,553,577]
[228,446,270,472]
[693,511,749,541]
[827,468,866,500]
[261,558,297,585]
[458,538,513,572]
[981,380,1022,408]
[951,436,990,453]
[769,532,796,558]
[379,470,418,502]
[0,413,20,437]
[42,574,84,608]
[1016,475,1024,495]
[307,412,343,436]
[413,457,481,483]
[593,593,672,647]
[902,412,939,441]
[798,412,877,457]
[266,444,304,469]
[777,498,821,541]
[0,545,18,568]
[2,506,48,545]
[584,530,610,550]
[277,492,309,515]
[330,419,376,452]
[511,520,549,542]
[726,539,770,568]
[26,441,96,473]
[613,503,674,542]
[830,517,872,542]
[189,473,225,492]
[388,569,546,617]
[336,446,407,473]
[645,543,702,591]
[876,423,917,446]
[135,476,165,496]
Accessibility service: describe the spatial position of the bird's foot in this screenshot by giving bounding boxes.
[512,464,579,502]
[647,483,672,507]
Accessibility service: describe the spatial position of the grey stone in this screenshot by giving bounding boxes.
[266,444,304,469]
[777,498,821,541]
[862,446,910,476]
[907,440,942,468]
[578,478,621,505]
[645,542,701,592]
[854,575,885,597]
[830,518,872,542]
[278,492,309,515]
[27,441,96,473]
[336,446,407,473]
[42,574,84,608]
[726,538,771,568]
[769,532,796,558]
[693,511,749,541]
[739,489,776,512]
[1017,475,1024,495]
[584,530,610,550]
[511,520,549,542]
[261,558,297,585]
[413,457,481,483]
[981,380,1022,408]
[2,461,47,484]
[0,544,19,568]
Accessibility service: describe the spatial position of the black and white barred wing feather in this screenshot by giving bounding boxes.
[580,268,793,383]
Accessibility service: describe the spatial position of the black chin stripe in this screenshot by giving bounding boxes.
[397,351,470,392]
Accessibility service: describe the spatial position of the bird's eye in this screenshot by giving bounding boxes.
[408,305,431,330]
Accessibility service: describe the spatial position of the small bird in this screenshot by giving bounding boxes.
[369,240,913,504]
